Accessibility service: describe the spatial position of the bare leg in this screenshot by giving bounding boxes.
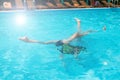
[74,18,81,33]
[74,52,78,59]
[74,48,79,59]
[62,18,82,44]
[63,32,80,43]
[60,53,66,67]
[60,53,64,60]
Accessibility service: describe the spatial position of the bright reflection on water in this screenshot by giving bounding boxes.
[14,14,27,25]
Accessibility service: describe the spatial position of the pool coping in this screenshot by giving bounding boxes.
[0,7,120,13]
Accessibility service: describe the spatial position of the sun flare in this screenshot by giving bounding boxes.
[15,15,27,25]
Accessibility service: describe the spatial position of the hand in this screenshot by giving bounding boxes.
[19,36,30,42]
[103,26,106,31]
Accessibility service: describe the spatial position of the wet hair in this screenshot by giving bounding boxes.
[55,40,64,46]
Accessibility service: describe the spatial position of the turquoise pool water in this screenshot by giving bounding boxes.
[0,8,120,80]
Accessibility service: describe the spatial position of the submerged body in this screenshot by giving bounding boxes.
[19,18,106,58]
[58,44,86,54]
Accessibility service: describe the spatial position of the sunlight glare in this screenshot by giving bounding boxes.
[15,15,27,25]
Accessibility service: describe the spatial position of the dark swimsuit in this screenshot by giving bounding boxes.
[55,40,64,46]
[56,40,86,54]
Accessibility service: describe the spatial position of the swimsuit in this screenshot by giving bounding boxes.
[57,44,86,54]
[56,40,64,46]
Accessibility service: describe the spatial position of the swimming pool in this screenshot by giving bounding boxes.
[0,8,120,80]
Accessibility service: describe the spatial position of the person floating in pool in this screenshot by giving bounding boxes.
[19,18,106,58]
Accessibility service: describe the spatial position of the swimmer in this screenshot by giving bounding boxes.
[19,18,106,58]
